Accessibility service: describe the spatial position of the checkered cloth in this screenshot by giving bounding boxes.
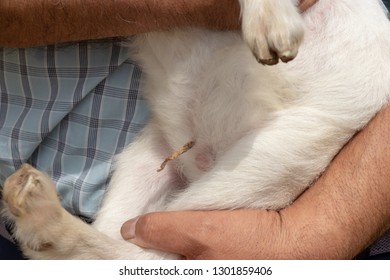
[0,40,149,218]
[369,230,390,256]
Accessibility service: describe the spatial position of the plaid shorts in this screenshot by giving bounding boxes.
[0,40,149,218]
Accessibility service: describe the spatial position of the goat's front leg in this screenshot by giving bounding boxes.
[239,0,304,65]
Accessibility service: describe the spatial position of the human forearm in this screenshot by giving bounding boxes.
[283,103,390,259]
[0,0,240,48]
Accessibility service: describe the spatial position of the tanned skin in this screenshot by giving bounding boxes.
[0,0,240,47]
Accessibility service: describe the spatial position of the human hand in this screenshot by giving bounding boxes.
[121,209,290,259]
[299,0,318,12]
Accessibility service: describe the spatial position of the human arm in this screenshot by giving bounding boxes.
[121,101,390,259]
[0,0,315,48]
[0,0,241,48]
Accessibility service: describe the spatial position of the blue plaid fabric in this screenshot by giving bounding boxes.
[0,40,149,218]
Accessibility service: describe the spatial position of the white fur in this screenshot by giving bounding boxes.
[2,0,390,259]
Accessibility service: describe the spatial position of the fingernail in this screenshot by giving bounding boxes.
[121,216,140,240]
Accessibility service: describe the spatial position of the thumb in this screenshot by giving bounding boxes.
[299,0,318,12]
[120,211,213,258]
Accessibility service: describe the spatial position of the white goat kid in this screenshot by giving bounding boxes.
[2,0,390,259]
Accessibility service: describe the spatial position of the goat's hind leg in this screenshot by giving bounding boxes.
[1,122,181,259]
[2,164,83,259]
[1,164,129,259]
